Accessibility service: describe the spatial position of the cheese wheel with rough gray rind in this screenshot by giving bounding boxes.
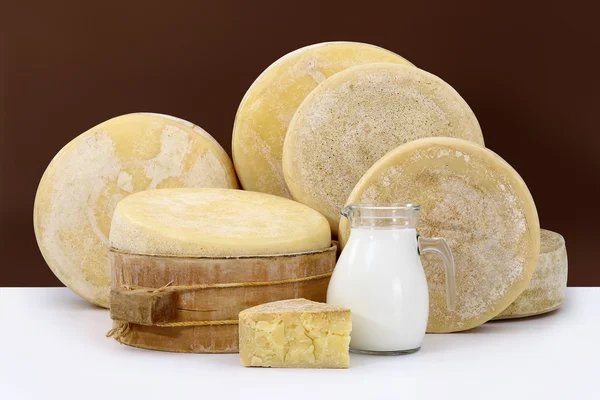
[34,113,239,308]
[283,63,484,234]
[339,137,539,333]
[232,42,414,199]
[495,229,568,319]
[109,188,331,257]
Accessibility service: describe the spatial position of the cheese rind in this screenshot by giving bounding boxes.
[339,137,540,333]
[239,299,351,368]
[232,42,414,198]
[283,63,484,234]
[495,229,568,319]
[33,113,238,307]
[109,188,331,257]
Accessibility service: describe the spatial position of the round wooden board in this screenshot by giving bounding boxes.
[339,137,540,333]
[283,63,484,235]
[34,113,238,308]
[110,245,337,353]
[495,229,568,319]
[232,42,413,198]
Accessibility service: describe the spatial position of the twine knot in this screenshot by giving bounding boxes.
[106,321,131,342]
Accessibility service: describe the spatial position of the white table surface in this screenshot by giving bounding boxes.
[0,287,598,400]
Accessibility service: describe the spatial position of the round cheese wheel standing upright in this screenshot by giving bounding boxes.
[232,42,414,199]
[339,137,540,333]
[283,63,484,235]
[495,229,568,319]
[34,113,239,308]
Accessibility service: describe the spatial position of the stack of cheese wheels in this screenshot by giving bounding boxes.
[339,138,541,333]
[495,229,568,319]
[34,113,239,308]
[232,42,413,199]
[283,63,485,234]
[108,188,336,353]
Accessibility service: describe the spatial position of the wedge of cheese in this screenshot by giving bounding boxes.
[109,188,331,257]
[495,229,568,319]
[232,42,413,198]
[283,63,484,234]
[34,113,239,307]
[239,299,351,368]
[339,137,540,333]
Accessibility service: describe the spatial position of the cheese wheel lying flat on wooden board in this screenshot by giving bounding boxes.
[34,113,238,308]
[108,188,334,353]
[339,137,540,333]
[495,229,568,319]
[232,42,413,198]
[109,188,331,257]
[283,63,484,235]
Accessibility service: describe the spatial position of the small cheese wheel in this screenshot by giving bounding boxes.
[109,188,331,257]
[339,137,540,333]
[283,63,484,234]
[34,113,238,307]
[232,42,413,198]
[495,229,568,319]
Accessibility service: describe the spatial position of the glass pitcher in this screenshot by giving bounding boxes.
[327,203,456,355]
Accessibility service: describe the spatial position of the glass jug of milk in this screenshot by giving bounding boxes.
[327,203,456,355]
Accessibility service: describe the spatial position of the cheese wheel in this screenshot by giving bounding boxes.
[34,113,239,307]
[495,229,568,319]
[232,42,413,198]
[339,137,540,332]
[283,63,485,234]
[109,188,331,257]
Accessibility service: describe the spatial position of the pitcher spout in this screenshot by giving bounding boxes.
[340,205,352,218]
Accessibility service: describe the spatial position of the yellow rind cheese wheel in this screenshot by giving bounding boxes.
[109,188,331,257]
[495,229,568,319]
[283,63,484,235]
[232,42,413,199]
[339,137,540,333]
[34,113,238,307]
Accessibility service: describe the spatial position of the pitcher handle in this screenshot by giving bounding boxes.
[418,236,456,311]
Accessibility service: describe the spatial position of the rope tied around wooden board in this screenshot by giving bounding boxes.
[105,318,240,343]
[121,272,333,292]
[106,321,131,342]
[156,319,239,327]
[106,272,333,341]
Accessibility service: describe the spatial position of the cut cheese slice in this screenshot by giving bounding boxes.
[239,299,351,368]
[283,63,485,235]
[34,113,239,308]
[232,42,413,198]
[495,229,568,319]
[109,188,331,257]
[339,137,540,332]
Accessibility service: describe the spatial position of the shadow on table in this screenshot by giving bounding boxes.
[486,308,562,323]
[43,288,107,313]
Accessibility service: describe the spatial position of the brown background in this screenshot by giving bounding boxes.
[1,1,598,286]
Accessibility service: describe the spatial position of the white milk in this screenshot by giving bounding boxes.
[327,228,429,352]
